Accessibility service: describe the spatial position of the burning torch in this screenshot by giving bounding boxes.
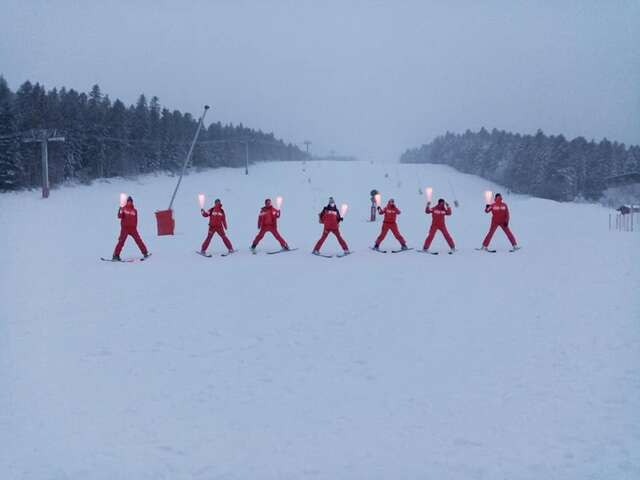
[340,203,348,217]
[425,187,433,204]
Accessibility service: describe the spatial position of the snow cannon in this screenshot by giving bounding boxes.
[369,189,379,221]
[425,187,433,203]
[198,194,205,209]
[340,203,348,217]
[276,196,283,209]
[484,190,493,204]
[157,104,210,237]
[119,193,127,208]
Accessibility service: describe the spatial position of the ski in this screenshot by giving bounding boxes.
[336,251,352,258]
[267,248,298,255]
[220,250,236,257]
[369,247,388,254]
[475,248,496,253]
[417,249,439,255]
[196,251,213,258]
[391,247,414,253]
[101,253,151,263]
[312,252,333,258]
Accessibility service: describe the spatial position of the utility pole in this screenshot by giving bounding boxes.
[303,140,311,165]
[245,140,249,175]
[23,129,66,198]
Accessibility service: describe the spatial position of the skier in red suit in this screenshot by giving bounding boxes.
[481,193,519,250]
[112,196,149,261]
[423,198,456,253]
[251,198,289,251]
[373,199,408,250]
[313,197,349,254]
[200,198,234,254]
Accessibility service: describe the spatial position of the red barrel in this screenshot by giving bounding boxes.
[155,209,175,236]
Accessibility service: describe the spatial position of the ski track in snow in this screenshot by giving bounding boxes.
[1,161,639,479]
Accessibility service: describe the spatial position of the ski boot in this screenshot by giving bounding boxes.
[112,254,121,262]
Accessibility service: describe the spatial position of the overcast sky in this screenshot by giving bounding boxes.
[1,0,638,161]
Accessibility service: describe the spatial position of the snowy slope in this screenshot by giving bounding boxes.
[1,161,638,479]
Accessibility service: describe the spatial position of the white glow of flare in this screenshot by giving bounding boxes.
[198,193,205,209]
[119,193,127,207]
[425,187,433,202]
[276,196,283,209]
[484,190,493,204]
[340,203,348,217]
[374,193,381,206]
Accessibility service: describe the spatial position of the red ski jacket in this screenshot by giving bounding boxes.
[319,206,342,229]
[202,206,227,229]
[118,205,138,229]
[426,203,452,227]
[485,200,510,225]
[258,206,280,229]
[377,204,401,224]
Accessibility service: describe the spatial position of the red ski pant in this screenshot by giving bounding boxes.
[202,226,233,252]
[114,227,148,256]
[375,223,406,247]
[483,222,517,247]
[314,228,349,252]
[424,225,455,250]
[252,226,288,248]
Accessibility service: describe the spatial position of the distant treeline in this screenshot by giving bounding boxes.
[0,76,307,191]
[400,128,640,201]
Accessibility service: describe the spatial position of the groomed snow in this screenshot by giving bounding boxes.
[1,161,638,479]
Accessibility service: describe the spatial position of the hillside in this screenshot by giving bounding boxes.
[1,161,638,479]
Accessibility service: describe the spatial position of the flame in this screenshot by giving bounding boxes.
[425,187,433,202]
[340,203,348,217]
[276,196,283,209]
[198,193,205,209]
[374,193,381,206]
[484,190,493,204]
[119,193,127,207]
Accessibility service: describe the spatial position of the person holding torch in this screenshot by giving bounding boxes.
[250,198,289,252]
[373,198,408,251]
[112,195,150,261]
[480,192,519,251]
[313,197,350,255]
[423,198,456,253]
[200,198,234,255]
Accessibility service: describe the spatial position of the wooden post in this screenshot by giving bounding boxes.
[41,138,49,198]
[245,141,249,175]
[23,129,65,199]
